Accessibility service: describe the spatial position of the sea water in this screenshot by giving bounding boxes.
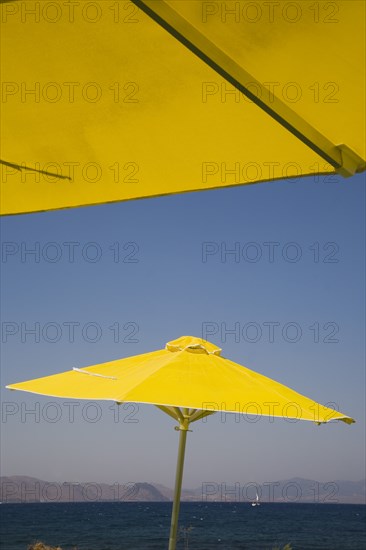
[1,502,365,549]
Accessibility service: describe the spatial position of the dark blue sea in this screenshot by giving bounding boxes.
[1,502,365,550]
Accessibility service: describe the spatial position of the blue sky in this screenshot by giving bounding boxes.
[1,173,365,489]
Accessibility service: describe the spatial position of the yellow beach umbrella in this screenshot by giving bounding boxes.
[6,336,354,549]
[1,0,365,215]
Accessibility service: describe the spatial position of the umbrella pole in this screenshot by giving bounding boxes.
[168,422,189,550]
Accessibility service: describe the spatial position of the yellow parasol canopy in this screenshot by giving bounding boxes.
[1,0,365,215]
[6,336,355,549]
[6,335,354,424]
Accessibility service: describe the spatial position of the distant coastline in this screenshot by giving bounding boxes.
[1,476,365,505]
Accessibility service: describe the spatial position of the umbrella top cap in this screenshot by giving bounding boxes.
[166,336,222,356]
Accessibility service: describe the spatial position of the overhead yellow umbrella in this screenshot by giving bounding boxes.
[1,0,365,215]
[7,335,354,550]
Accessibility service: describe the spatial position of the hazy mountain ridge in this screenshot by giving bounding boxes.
[0,477,168,503]
[156,478,366,504]
[1,476,365,504]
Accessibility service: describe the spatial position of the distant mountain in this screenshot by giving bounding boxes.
[0,477,168,503]
[196,477,366,504]
[1,476,365,504]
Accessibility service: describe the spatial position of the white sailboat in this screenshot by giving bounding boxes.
[251,491,260,506]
